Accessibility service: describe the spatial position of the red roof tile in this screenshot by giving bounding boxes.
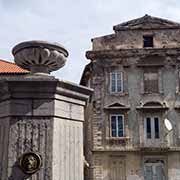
[0,59,28,74]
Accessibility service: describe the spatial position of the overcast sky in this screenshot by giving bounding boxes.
[0,0,180,83]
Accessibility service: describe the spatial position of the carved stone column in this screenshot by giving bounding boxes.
[0,41,92,180]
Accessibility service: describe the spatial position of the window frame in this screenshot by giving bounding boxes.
[110,114,125,138]
[143,68,159,94]
[110,71,123,93]
[144,116,160,140]
[178,70,180,92]
[143,157,166,180]
[143,35,154,48]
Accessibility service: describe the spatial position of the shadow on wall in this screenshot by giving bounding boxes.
[8,161,30,180]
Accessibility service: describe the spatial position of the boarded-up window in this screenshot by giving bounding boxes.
[144,159,165,180]
[178,71,180,90]
[144,69,159,93]
[110,157,126,180]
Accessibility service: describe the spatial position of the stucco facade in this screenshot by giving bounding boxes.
[81,15,180,180]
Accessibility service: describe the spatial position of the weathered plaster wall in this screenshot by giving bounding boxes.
[84,55,180,180]
[168,152,180,180]
[83,16,180,180]
[92,152,143,180]
[92,152,180,180]
[92,29,180,50]
[86,57,180,151]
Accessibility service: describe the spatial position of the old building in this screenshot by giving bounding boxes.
[81,15,180,180]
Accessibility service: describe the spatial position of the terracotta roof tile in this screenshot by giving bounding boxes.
[0,59,28,74]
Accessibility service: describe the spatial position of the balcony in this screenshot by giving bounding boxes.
[105,137,135,151]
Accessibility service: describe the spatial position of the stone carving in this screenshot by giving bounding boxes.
[12,40,69,74]
[19,152,42,174]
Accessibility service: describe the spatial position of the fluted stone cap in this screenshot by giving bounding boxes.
[12,40,69,74]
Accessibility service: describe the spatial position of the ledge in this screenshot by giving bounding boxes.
[91,146,180,152]
[106,137,130,140]
[104,106,130,110]
[86,47,180,60]
[140,147,170,152]
[108,92,129,96]
[136,106,169,111]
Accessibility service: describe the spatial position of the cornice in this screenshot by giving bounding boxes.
[86,48,180,60]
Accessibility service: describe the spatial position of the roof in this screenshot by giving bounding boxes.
[0,59,28,74]
[113,14,180,31]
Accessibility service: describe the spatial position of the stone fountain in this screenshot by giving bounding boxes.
[0,41,92,180]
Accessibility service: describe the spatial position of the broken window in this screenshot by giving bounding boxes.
[144,69,159,93]
[110,72,123,93]
[145,117,160,139]
[143,35,153,48]
[110,114,124,137]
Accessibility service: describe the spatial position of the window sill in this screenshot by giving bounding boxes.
[106,137,130,140]
[106,137,130,145]
[141,92,163,95]
[109,92,128,96]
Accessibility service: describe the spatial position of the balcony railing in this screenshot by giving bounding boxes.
[104,137,172,152]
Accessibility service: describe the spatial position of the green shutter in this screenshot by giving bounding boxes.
[145,166,153,180]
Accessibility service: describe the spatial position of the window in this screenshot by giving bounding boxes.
[110,157,126,180]
[110,114,124,137]
[178,71,180,91]
[110,72,123,93]
[144,158,165,180]
[143,35,153,47]
[145,117,160,139]
[144,69,159,93]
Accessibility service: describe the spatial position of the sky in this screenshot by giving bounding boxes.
[0,0,180,83]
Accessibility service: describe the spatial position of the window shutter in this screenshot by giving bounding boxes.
[144,69,159,93]
[156,165,164,180]
[145,166,153,180]
[110,158,125,180]
[158,69,163,94]
[123,71,127,93]
[110,72,116,92]
[117,72,122,92]
[175,70,179,93]
[140,70,144,94]
[177,70,180,93]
